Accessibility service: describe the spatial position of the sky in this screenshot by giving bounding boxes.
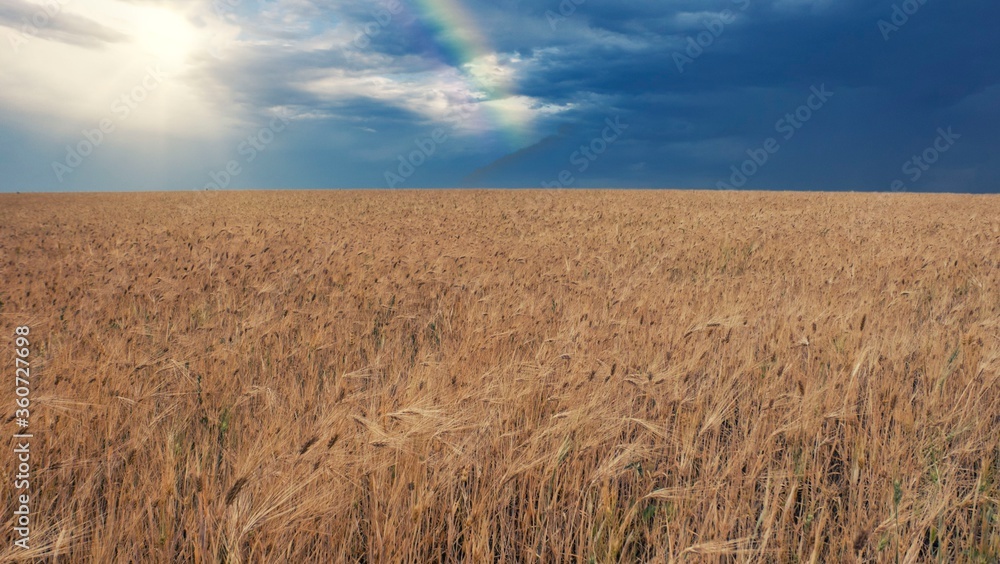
[0,0,997,192]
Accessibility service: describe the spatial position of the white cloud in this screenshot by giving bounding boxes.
[0,0,240,137]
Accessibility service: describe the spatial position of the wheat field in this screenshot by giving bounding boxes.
[1,190,998,562]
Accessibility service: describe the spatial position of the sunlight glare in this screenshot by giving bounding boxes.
[131,7,198,68]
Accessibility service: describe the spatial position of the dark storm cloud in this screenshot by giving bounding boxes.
[464,0,1000,191]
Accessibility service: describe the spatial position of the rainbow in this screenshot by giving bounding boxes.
[412,0,531,147]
